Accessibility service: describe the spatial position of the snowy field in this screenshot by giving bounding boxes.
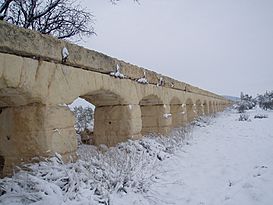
[116,108,273,205]
[1,108,273,205]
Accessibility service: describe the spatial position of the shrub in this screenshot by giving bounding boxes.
[257,91,273,110]
[0,128,192,204]
[238,114,250,121]
[73,106,94,133]
[72,106,94,144]
[254,114,268,119]
[236,92,256,113]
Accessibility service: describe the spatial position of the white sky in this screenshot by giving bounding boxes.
[79,0,273,97]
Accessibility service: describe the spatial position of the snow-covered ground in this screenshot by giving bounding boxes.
[1,108,273,205]
[114,108,273,205]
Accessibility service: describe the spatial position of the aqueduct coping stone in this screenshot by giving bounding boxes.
[0,21,231,177]
[0,21,225,99]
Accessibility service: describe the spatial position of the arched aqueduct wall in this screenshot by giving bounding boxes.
[0,21,231,176]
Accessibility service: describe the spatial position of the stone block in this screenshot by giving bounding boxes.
[0,104,77,176]
[93,105,142,146]
[2,54,23,88]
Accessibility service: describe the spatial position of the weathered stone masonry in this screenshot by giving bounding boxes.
[0,21,231,177]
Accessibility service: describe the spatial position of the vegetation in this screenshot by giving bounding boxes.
[236,91,273,113]
[0,0,138,40]
[73,106,93,133]
[0,0,95,40]
[257,91,273,110]
[236,92,256,113]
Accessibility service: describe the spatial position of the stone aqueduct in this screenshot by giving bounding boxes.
[0,22,230,176]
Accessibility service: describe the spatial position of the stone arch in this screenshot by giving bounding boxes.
[203,100,209,115]
[0,88,35,108]
[139,94,163,105]
[170,97,184,128]
[140,94,170,135]
[186,98,195,123]
[209,101,213,114]
[221,103,225,111]
[80,89,141,146]
[219,103,222,112]
[213,102,216,113]
[219,103,223,111]
[82,89,126,106]
[196,99,203,116]
[216,102,219,112]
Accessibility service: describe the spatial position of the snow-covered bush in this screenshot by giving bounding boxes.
[73,106,93,133]
[72,106,94,144]
[236,90,273,111]
[257,91,273,110]
[0,126,194,205]
[236,92,256,113]
[238,113,250,121]
[254,114,268,119]
[236,101,248,113]
[192,116,214,127]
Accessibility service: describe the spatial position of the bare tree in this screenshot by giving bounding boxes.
[0,0,139,40]
[0,0,95,40]
[0,0,12,19]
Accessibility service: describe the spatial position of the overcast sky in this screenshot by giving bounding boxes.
[79,0,273,97]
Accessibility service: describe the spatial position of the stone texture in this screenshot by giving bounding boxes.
[170,104,186,128]
[140,104,172,135]
[203,102,209,115]
[0,104,77,176]
[93,105,142,147]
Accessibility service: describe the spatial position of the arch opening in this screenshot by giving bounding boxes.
[69,97,95,145]
[74,90,139,146]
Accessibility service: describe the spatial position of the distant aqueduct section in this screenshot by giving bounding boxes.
[0,21,230,176]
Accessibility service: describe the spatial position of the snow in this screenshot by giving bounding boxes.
[163,113,172,119]
[62,47,69,62]
[136,77,148,84]
[137,71,148,84]
[110,64,125,78]
[142,108,273,205]
[1,108,273,205]
[156,77,164,87]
